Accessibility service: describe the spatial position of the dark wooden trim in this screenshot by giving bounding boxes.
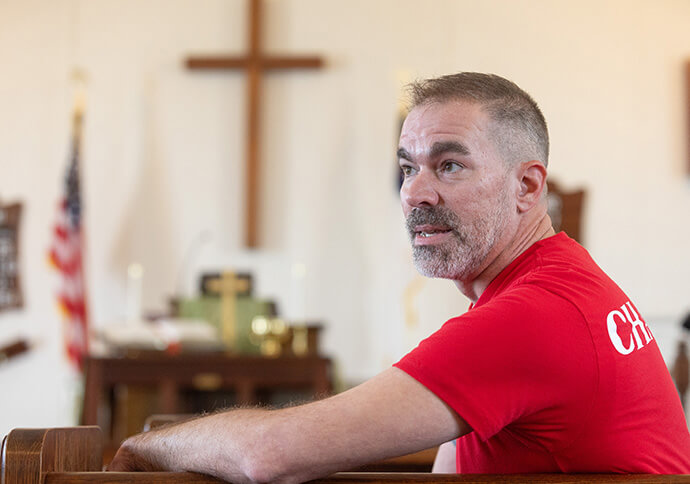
[45,472,222,483]
[37,471,690,484]
[319,474,688,484]
[0,339,29,363]
[686,60,690,174]
[546,180,585,244]
[0,201,23,310]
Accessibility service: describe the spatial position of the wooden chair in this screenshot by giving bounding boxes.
[3,426,689,484]
[545,179,585,244]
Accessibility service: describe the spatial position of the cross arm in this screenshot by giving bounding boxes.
[186,55,323,70]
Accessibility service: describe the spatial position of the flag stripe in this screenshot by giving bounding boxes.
[49,125,89,372]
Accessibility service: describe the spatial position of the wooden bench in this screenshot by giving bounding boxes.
[2,427,689,484]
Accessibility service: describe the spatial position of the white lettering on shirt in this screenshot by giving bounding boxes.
[606,301,653,355]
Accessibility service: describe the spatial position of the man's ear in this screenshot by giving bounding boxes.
[516,160,547,213]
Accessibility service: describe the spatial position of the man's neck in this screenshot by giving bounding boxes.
[455,213,556,302]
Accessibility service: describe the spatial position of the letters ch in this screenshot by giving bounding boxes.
[606,301,653,355]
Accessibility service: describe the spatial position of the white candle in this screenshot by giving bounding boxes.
[125,263,144,324]
[291,262,307,323]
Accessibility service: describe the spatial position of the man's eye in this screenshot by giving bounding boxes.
[442,161,462,173]
[400,165,415,177]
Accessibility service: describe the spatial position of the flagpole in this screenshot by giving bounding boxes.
[71,69,86,147]
[49,68,91,373]
[71,68,90,367]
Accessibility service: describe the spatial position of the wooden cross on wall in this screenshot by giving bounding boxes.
[186,0,324,248]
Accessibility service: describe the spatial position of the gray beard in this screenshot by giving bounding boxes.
[406,200,510,281]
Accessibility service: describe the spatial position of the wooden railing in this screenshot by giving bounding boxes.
[2,427,689,484]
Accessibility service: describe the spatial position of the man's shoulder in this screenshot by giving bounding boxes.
[481,233,601,303]
[471,233,631,339]
[506,233,622,310]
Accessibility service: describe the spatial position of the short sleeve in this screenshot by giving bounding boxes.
[394,284,597,445]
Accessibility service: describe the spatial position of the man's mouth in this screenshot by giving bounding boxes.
[414,225,451,235]
[413,225,453,244]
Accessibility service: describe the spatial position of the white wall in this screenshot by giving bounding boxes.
[1,0,689,437]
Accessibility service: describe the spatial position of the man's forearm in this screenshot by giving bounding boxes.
[109,368,468,484]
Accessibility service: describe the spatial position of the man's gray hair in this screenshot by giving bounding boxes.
[406,73,549,167]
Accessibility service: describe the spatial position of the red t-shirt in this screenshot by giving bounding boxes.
[395,232,690,473]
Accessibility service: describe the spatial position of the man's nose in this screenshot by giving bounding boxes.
[401,172,440,207]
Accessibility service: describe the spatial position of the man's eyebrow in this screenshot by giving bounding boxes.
[397,147,413,162]
[397,142,469,162]
[430,141,470,157]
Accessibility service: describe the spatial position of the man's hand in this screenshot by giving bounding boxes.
[108,433,164,472]
[107,410,260,483]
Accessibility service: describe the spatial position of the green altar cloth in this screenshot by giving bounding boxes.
[176,296,273,354]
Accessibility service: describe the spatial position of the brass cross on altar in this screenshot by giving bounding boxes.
[186,0,324,248]
[204,271,251,350]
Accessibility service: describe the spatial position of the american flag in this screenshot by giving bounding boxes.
[49,111,89,371]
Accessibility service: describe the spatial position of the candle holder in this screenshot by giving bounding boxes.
[250,316,290,357]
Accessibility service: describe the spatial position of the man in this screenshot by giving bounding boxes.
[110,73,690,480]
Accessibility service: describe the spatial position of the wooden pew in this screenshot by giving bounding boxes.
[2,427,689,484]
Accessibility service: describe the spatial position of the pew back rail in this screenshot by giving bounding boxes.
[1,427,102,484]
[2,427,689,484]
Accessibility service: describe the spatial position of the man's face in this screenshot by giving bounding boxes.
[398,100,516,282]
